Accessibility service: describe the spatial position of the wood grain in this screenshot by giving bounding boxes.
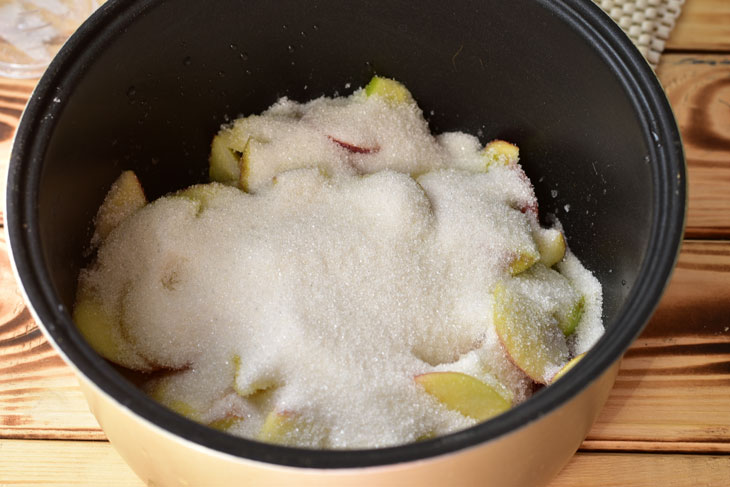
[0,234,104,440]
[0,79,34,223]
[586,240,730,452]
[656,54,730,239]
[666,0,730,52]
[551,452,730,487]
[0,439,144,486]
[1,439,728,487]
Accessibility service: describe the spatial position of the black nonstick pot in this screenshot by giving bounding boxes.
[6,0,685,485]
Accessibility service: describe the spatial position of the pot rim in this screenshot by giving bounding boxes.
[5,0,686,470]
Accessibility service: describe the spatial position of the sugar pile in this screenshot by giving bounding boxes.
[76,85,603,448]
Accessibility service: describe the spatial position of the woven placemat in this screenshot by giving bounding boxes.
[595,0,685,67]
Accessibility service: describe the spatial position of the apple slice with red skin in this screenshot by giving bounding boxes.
[328,136,379,154]
[493,282,569,384]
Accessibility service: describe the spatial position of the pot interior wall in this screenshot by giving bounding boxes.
[39,0,648,380]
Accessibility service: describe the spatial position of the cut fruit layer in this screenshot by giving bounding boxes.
[209,129,243,185]
[493,282,569,384]
[257,410,325,447]
[93,170,147,243]
[534,227,567,268]
[483,140,519,169]
[174,183,229,215]
[415,371,511,421]
[73,289,153,371]
[232,354,276,397]
[557,295,585,336]
[509,249,540,276]
[551,353,585,383]
[364,75,413,105]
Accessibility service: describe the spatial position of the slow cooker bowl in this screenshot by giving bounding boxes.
[7,0,685,485]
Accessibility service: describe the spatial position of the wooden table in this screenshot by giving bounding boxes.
[2,1,730,485]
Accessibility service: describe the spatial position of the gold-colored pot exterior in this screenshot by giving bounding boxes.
[79,362,618,487]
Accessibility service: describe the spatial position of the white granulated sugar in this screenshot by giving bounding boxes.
[558,254,604,355]
[77,81,604,449]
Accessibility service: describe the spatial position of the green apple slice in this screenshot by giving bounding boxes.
[232,354,276,397]
[415,371,511,421]
[364,76,413,105]
[511,263,585,337]
[237,138,254,192]
[238,138,334,193]
[73,295,124,365]
[557,295,585,336]
[493,282,569,384]
[73,287,152,371]
[209,128,243,185]
[534,227,566,268]
[93,170,147,243]
[208,415,245,432]
[146,378,203,422]
[509,249,540,276]
[173,182,230,215]
[258,409,325,446]
[482,140,519,169]
[551,353,586,383]
[258,410,298,444]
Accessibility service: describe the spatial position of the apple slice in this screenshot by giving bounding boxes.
[512,263,585,337]
[258,410,298,444]
[509,249,540,276]
[534,227,566,267]
[146,378,203,422]
[415,371,511,421]
[232,354,276,397]
[482,140,519,169]
[93,170,147,243]
[173,182,230,216]
[237,138,254,192]
[208,415,245,432]
[73,295,120,363]
[364,75,413,105]
[556,295,585,336]
[551,353,586,383]
[493,282,569,384]
[209,129,243,185]
[258,409,326,447]
[328,136,378,154]
[73,287,153,371]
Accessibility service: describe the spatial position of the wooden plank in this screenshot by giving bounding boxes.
[0,439,143,486]
[551,452,730,487]
[0,78,35,225]
[0,233,105,440]
[585,240,730,452]
[656,54,730,239]
[666,0,730,52]
[0,439,728,487]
